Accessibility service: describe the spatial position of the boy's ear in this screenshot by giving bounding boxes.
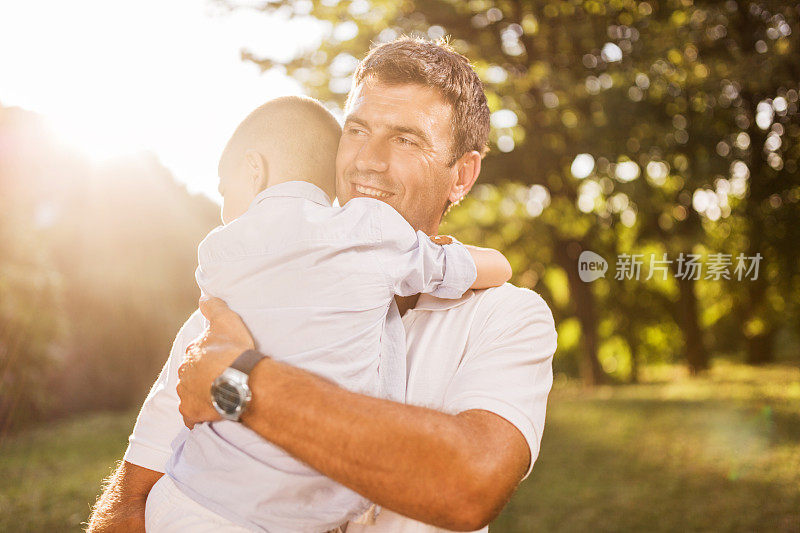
[244,149,268,191]
[448,150,481,204]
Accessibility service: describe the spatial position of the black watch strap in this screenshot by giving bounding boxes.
[230,349,266,375]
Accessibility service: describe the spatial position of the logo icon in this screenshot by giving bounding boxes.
[578,251,608,282]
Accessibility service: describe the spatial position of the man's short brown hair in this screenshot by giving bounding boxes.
[347,36,490,166]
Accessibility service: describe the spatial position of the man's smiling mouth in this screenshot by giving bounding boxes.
[354,184,393,199]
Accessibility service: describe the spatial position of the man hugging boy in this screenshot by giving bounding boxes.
[131,96,512,532]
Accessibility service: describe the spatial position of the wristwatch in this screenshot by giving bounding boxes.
[210,349,267,422]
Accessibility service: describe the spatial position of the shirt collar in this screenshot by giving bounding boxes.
[251,180,332,208]
[412,289,476,312]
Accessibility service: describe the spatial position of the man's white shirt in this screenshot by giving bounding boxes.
[346,285,556,532]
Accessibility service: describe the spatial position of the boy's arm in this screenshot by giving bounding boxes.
[365,199,477,299]
[431,236,512,289]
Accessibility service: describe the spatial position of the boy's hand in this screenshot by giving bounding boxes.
[430,235,454,245]
[178,296,255,428]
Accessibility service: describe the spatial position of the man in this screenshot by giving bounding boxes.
[88,36,557,532]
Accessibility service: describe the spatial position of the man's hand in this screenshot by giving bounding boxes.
[177,296,255,428]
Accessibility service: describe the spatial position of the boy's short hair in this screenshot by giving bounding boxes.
[222,96,341,196]
[347,36,490,166]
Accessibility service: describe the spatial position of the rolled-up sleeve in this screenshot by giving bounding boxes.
[369,200,477,299]
[444,288,557,479]
[123,310,205,472]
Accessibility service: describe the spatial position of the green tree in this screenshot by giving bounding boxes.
[227,0,800,381]
[0,105,219,429]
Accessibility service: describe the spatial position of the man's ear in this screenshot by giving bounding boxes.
[448,150,482,204]
[244,149,268,191]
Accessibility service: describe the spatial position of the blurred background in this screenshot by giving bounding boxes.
[1,0,798,531]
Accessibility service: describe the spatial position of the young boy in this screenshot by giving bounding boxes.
[137,96,512,532]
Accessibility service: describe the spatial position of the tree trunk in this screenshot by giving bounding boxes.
[738,74,776,364]
[746,329,776,365]
[554,239,606,386]
[744,278,776,364]
[676,275,709,374]
[626,330,639,384]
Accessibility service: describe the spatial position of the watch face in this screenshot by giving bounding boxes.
[212,381,242,416]
[211,368,251,421]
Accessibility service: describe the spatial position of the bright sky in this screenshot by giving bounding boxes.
[0,0,327,202]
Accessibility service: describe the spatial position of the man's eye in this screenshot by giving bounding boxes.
[396,136,415,146]
[347,127,366,136]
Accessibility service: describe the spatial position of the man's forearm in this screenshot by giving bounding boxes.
[86,461,162,533]
[241,359,525,530]
[87,497,145,533]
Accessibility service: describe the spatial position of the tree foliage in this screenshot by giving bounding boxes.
[233,0,800,383]
[0,105,219,431]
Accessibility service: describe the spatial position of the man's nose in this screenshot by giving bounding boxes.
[354,136,389,174]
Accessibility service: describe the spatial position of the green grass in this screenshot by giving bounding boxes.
[494,362,800,532]
[1,362,799,532]
[0,411,136,532]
